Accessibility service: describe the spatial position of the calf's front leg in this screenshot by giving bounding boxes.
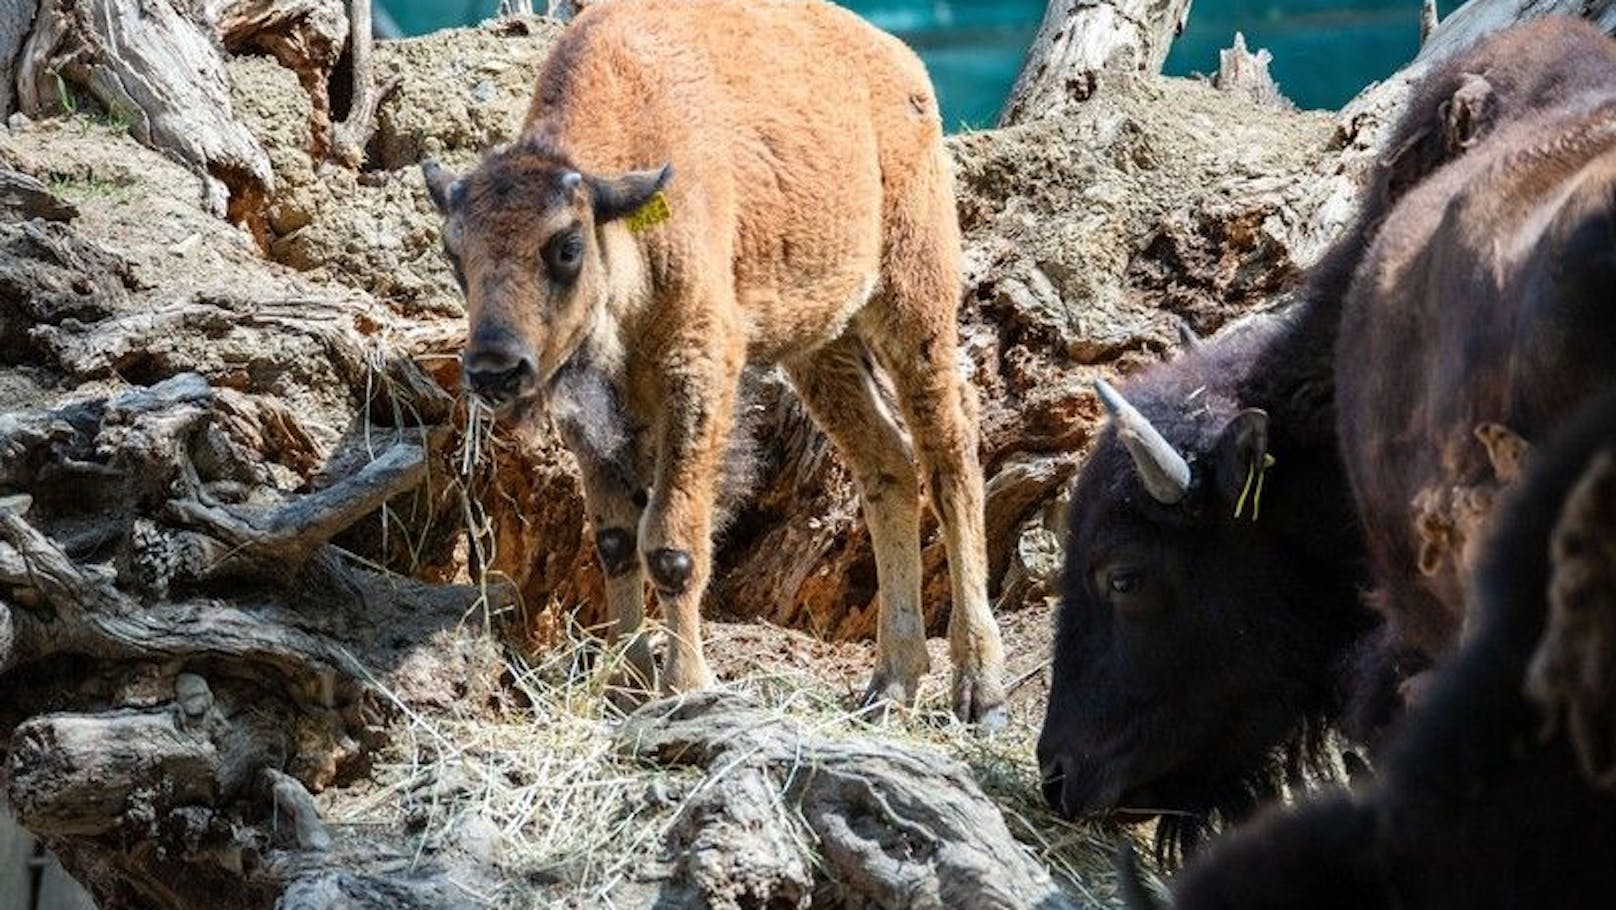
[570,450,655,699]
[638,337,742,694]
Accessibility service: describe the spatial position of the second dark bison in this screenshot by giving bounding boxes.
[1039,16,1616,860]
[1164,386,1616,909]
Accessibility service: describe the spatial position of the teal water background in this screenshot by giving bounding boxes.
[378,0,1424,128]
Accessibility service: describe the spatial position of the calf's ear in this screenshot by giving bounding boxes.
[588,164,673,223]
[422,159,462,214]
[1213,409,1270,511]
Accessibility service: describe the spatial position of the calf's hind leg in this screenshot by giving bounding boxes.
[868,327,1006,724]
[786,335,930,709]
[863,156,1007,724]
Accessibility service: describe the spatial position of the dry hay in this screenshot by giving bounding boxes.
[321,613,1166,908]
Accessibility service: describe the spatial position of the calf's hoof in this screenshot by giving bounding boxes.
[952,671,1009,731]
[604,641,658,713]
[858,670,919,717]
[660,652,716,694]
[647,547,694,595]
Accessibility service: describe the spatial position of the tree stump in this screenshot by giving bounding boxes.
[1214,33,1290,109]
[1000,0,1193,124]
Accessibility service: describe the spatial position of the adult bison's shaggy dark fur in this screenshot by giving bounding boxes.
[1161,387,1616,909]
[1038,16,1616,861]
[1337,17,1616,721]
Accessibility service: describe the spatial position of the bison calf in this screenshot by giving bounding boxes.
[423,0,1006,722]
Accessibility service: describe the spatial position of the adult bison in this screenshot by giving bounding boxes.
[1160,387,1616,910]
[1336,18,1616,707]
[1038,16,1616,858]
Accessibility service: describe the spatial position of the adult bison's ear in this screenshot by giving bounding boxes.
[1381,72,1494,207]
[588,164,673,223]
[422,159,462,214]
[1440,72,1495,155]
[1213,409,1271,514]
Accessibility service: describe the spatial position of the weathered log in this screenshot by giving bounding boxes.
[8,708,221,837]
[331,0,399,167]
[0,0,36,117]
[0,167,75,222]
[1000,0,1193,124]
[1421,0,1441,44]
[0,376,502,907]
[152,440,426,588]
[16,0,273,218]
[617,691,1082,909]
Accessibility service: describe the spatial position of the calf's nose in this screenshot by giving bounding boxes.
[463,345,538,406]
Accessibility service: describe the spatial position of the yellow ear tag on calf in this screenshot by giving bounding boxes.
[625,190,672,234]
[1234,453,1278,522]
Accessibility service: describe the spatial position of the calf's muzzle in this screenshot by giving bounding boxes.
[463,342,539,408]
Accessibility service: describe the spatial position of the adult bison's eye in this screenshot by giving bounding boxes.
[1107,568,1144,596]
[544,230,584,282]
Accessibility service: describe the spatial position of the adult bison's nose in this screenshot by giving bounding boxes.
[463,344,538,407]
[1038,747,1123,818]
[1040,756,1068,812]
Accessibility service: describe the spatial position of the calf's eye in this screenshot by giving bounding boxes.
[545,231,584,280]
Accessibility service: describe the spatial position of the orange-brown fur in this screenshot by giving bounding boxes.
[424,0,1006,720]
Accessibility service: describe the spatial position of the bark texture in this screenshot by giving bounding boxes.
[1214,33,1291,109]
[16,0,274,218]
[0,143,505,908]
[0,0,36,117]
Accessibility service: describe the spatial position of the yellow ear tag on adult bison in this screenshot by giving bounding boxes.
[1234,453,1277,522]
[625,191,672,234]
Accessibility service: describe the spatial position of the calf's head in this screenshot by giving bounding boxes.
[1040,364,1362,860]
[423,140,670,411]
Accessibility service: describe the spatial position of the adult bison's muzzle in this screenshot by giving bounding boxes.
[1038,747,1129,820]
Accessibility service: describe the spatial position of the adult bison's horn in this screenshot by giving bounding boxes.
[1094,378,1192,504]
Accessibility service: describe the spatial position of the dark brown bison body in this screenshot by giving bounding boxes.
[1166,387,1616,909]
[1039,15,1616,860]
[1338,17,1616,711]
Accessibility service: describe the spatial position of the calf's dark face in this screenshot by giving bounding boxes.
[422,149,669,413]
[1039,388,1325,853]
